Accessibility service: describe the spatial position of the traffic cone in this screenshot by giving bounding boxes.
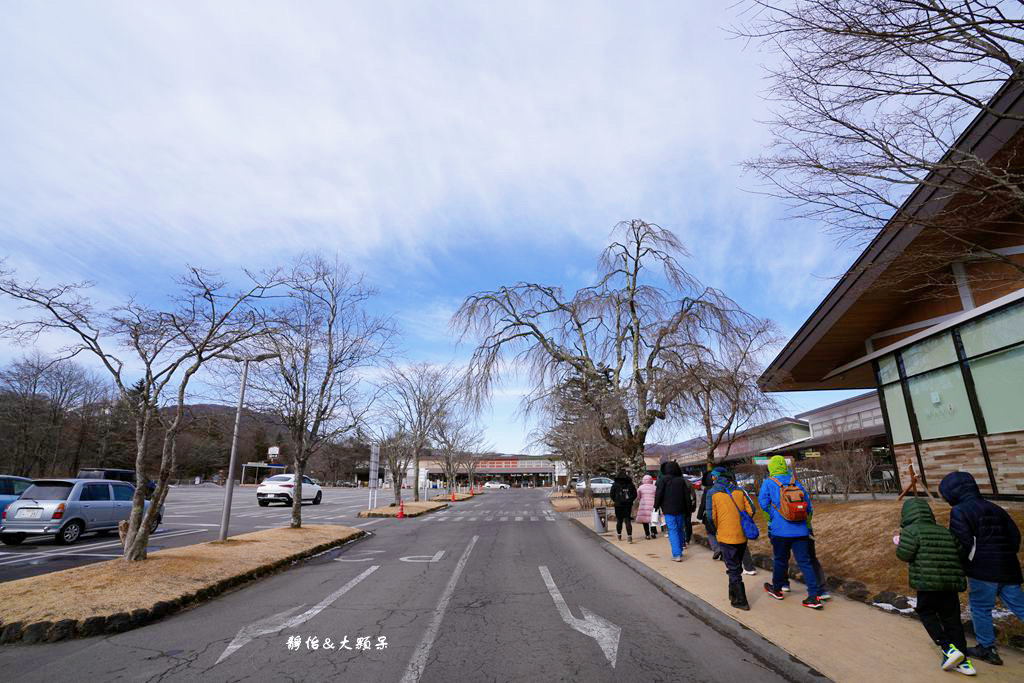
[450,490,455,502]
[397,500,405,519]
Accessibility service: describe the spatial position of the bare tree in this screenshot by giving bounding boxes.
[737,1,1024,295]
[433,405,484,495]
[373,426,415,506]
[246,254,391,529]
[379,362,460,501]
[675,317,782,470]
[454,220,759,480]
[0,267,279,560]
[818,418,875,502]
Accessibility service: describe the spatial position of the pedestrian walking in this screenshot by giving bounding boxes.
[656,462,670,536]
[778,521,827,596]
[940,471,1024,667]
[758,455,823,609]
[696,469,722,559]
[654,461,692,561]
[894,497,976,676]
[609,472,638,543]
[635,474,657,539]
[709,468,755,610]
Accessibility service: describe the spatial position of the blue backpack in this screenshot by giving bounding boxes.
[726,486,760,540]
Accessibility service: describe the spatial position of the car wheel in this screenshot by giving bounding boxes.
[283,497,293,507]
[0,533,26,546]
[149,516,161,534]
[56,521,83,545]
[313,492,322,505]
[258,500,269,507]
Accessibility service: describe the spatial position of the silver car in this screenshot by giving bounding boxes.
[0,478,163,546]
[575,477,613,495]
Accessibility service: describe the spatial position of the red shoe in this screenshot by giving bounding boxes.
[764,583,784,600]
[802,596,824,610]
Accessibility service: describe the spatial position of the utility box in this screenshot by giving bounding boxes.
[593,506,608,533]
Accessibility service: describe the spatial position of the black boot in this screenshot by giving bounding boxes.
[728,583,739,607]
[733,582,750,611]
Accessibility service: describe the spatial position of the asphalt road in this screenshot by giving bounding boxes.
[0,484,394,582]
[0,489,811,682]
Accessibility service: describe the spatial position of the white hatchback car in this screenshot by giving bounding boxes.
[257,474,322,507]
[483,481,509,490]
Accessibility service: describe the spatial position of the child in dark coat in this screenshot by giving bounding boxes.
[895,497,975,676]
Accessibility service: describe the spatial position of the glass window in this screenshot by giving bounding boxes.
[12,479,30,495]
[0,478,12,495]
[877,354,899,384]
[960,302,1024,358]
[901,333,957,376]
[906,366,976,440]
[112,485,135,501]
[80,483,111,501]
[22,482,73,500]
[882,384,913,445]
[969,344,1024,435]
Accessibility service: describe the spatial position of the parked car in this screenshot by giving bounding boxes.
[794,469,841,495]
[575,477,613,495]
[1,479,162,546]
[338,481,358,488]
[0,475,32,515]
[483,481,509,490]
[257,474,322,506]
[77,467,156,498]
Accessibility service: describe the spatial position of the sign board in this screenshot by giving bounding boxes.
[803,450,822,458]
[752,456,772,465]
[369,445,380,490]
[267,446,280,461]
[554,461,568,477]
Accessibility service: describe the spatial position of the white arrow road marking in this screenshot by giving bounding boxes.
[400,536,478,683]
[399,550,445,563]
[538,565,621,667]
[216,564,379,665]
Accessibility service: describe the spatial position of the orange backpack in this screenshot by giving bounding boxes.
[770,476,808,522]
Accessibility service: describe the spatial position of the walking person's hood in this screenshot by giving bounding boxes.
[939,471,981,506]
[613,473,633,486]
[641,474,653,485]
[768,455,788,477]
[665,461,682,477]
[900,498,936,528]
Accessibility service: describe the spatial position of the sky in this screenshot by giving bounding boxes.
[0,2,867,453]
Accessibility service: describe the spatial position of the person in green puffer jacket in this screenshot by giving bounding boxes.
[895,497,975,676]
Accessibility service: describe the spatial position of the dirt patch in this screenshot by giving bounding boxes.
[549,496,583,513]
[358,501,447,517]
[0,524,362,638]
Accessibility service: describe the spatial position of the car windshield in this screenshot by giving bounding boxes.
[76,470,105,479]
[21,482,74,500]
[266,475,292,482]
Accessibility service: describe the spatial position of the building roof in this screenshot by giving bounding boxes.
[794,391,877,420]
[759,77,1024,392]
[760,424,887,454]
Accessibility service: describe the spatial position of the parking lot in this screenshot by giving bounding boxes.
[0,484,383,582]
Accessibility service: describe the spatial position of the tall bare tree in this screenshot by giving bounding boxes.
[0,267,278,560]
[433,405,484,495]
[738,1,1024,294]
[453,220,760,480]
[379,362,460,501]
[675,316,781,470]
[372,426,415,506]
[247,254,391,528]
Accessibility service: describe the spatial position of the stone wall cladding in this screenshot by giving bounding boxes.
[985,431,1024,495]
[918,437,993,493]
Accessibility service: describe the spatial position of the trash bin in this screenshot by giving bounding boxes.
[593,506,608,533]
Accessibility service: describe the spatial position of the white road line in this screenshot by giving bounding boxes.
[0,529,205,566]
[515,516,523,521]
[531,516,539,521]
[216,565,379,664]
[500,517,508,521]
[539,565,621,667]
[400,536,478,683]
[355,519,383,527]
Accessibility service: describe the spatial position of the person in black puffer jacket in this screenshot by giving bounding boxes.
[654,462,692,561]
[609,472,637,543]
[939,471,1023,666]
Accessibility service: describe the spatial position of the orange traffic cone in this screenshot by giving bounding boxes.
[397,500,405,519]
[450,490,456,502]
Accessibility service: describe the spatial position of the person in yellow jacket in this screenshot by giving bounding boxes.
[710,469,754,610]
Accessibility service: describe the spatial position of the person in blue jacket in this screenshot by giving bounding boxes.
[758,455,823,609]
[940,471,1023,666]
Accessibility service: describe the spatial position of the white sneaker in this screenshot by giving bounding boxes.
[956,659,976,676]
[780,585,791,592]
[818,592,831,600]
[742,569,756,575]
[942,645,965,671]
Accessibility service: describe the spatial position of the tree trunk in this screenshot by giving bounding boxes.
[392,470,403,505]
[413,451,420,501]
[291,457,305,529]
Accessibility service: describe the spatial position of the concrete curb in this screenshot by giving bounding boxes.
[568,518,829,683]
[358,502,449,518]
[0,530,367,646]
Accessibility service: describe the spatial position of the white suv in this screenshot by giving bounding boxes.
[257,474,322,507]
[483,481,509,490]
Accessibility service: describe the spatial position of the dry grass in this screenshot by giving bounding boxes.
[0,525,361,625]
[549,496,583,512]
[357,501,447,517]
[429,493,474,502]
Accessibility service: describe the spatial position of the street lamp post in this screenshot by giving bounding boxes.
[218,352,278,542]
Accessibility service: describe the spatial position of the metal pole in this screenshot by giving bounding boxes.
[219,359,250,542]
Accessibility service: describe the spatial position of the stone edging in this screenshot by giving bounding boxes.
[0,530,367,646]
[359,502,449,518]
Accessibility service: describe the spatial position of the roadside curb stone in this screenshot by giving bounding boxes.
[20,621,52,644]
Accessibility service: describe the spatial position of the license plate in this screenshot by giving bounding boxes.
[15,508,42,519]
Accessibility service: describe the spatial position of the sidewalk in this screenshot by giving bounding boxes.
[582,523,1024,682]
